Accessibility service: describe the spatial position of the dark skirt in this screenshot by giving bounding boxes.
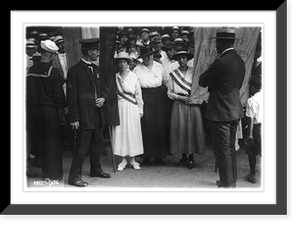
[246,123,262,156]
[141,87,167,159]
[169,100,205,155]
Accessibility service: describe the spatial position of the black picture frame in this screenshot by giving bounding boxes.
[5,2,287,215]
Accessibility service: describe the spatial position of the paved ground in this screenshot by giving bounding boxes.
[27,140,261,189]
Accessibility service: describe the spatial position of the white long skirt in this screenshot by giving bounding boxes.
[111,99,144,157]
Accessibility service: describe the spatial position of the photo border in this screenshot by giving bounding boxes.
[5,2,287,215]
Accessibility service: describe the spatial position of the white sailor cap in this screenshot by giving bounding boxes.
[40,40,59,53]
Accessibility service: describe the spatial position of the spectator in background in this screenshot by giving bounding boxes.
[150,36,168,65]
[26,39,37,71]
[174,38,185,51]
[52,35,69,95]
[244,74,262,184]
[137,28,150,46]
[129,52,141,71]
[170,26,181,40]
[161,43,179,74]
[181,30,190,43]
[118,30,130,53]
[161,34,172,47]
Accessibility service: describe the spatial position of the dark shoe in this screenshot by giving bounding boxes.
[177,159,187,167]
[26,170,39,177]
[187,160,194,169]
[90,171,111,178]
[155,158,166,166]
[245,174,256,183]
[69,180,88,187]
[216,180,236,188]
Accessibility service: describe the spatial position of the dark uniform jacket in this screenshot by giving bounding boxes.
[199,49,245,121]
[67,59,107,129]
[26,62,66,109]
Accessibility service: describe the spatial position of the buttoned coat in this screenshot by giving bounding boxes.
[67,60,107,129]
[199,49,245,121]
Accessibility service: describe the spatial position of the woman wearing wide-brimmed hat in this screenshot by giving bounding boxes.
[167,49,205,169]
[111,52,144,171]
[133,46,170,166]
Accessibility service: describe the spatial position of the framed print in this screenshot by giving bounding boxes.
[5,2,288,216]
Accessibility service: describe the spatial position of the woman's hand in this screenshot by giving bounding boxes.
[178,96,191,105]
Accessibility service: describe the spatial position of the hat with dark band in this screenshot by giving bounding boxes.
[138,46,159,59]
[79,38,100,50]
[53,35,64,44]
[114,51,132,64]
[161,34,171,41]
[172,49,194,61]
[139,28,150,35]
[26,39,36,48]
[213,28,236,40]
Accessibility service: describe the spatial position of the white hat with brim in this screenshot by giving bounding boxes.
[172,49,194,61]
[114,51,133,64]
[40,40,59,53]
[26,40,36,48]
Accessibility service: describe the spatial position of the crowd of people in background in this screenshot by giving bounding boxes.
[25,26,262,188]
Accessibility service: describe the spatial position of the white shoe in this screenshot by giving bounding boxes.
[117,162,127,171]
[130,162,141,170]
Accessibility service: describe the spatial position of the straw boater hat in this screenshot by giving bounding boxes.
[171,26,180,33]
[53,35,64,44]
[181,30,190,36]
[174,37,185,44]
[40,40,59,53]
[172,49,194,61]
[161,34,171,41]
[149,31,159,39]
[26,39,36,48]
[138,46,159,58]
[213,28,236,40]
[139,28,150,35]
[114,51,132,64]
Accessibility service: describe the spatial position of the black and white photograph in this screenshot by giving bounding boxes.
[25,25,263,190]
[7,6,290,219]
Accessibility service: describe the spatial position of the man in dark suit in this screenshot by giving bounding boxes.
[199,28,245,188]
[67,38,110,187]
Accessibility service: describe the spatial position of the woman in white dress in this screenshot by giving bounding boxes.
[111,52,144,171]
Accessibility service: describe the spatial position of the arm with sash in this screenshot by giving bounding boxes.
[115,75,137,105]
[168,69,192,97]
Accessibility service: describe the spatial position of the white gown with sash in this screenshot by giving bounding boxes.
[111,71,144,157]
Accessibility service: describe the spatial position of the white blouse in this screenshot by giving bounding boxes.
[167,66,193,100]
[133,61,170,89]
[116,71,144,114]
